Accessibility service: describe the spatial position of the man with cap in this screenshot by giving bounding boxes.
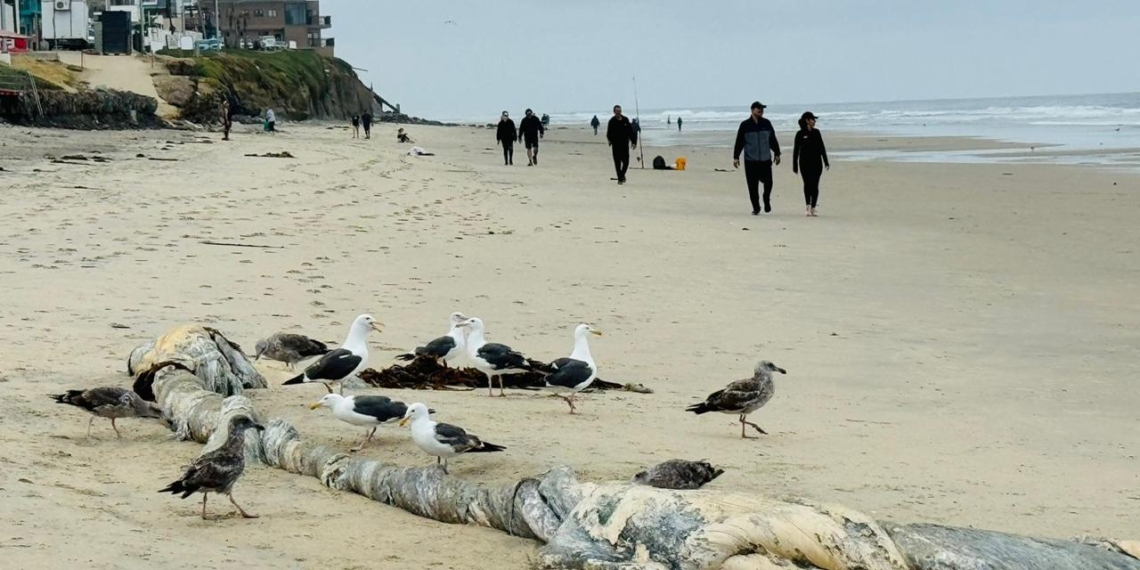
[733,102,782,215]
[606,104,637,185]
[518,108,545,166]
[496,111,517,166]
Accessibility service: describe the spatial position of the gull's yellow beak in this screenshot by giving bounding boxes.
[398,417,410,427]
[309,402,322,410]
[591,330,604,337]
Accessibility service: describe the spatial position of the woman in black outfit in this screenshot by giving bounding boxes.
[792,112,830,217]
[496,111,517,165]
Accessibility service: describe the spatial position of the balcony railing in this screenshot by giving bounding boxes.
[307,13,331,28]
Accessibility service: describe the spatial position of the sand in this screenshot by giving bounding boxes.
[0,121,1137,568]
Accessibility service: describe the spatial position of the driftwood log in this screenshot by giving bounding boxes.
[127,324,266,400]
[145,363,1139,570]
[360,355,651,393]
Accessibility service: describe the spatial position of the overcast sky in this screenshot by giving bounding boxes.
[325,0,1140,119]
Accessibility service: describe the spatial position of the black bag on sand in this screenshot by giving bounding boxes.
[652,156,672,170]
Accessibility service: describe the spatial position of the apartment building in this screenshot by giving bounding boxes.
[188,0,331,55]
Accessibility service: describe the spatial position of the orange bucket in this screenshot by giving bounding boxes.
[675,157,687,171]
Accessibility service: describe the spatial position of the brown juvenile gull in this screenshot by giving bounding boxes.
[254,332,331,370]
[632,459,725,490]
[685,360,787,438]
[50,387,164,439]
[159,415,265,519]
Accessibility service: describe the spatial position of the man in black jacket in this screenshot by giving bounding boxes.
[518,109,545,166]
[606,104,637,185]
[496,111,517,165]
[733,101,782,215]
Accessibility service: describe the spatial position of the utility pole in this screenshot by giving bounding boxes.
[213,0,219,39]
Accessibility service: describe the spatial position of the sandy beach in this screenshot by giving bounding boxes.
[1,121,1137,568]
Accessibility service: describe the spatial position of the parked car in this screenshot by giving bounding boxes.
[259,36,283,50]
[195,38,223,51]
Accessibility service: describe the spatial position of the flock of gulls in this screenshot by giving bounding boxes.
[50,311,790,519]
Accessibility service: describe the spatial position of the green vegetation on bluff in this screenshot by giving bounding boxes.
[160,50,374,122]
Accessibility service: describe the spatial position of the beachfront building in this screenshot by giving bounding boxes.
[0,0,41,41]
[185,0,332,55]
[104,0,186,25]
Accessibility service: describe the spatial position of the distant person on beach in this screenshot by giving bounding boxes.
[362,111,373,139]
[677,116,683,132]
[496,110,517,166]
[265,108,277,133]
[221,99,232,141]
[733,101,781,215]
[397,128,414,144]
[519,109,545,166]
[591,115,601,135]
[351,114,360,139]
[606,104,637,185]
[793,112,830,217]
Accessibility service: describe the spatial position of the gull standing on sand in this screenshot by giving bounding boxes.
[254,332,331,370]
[539,324,603,414]
[459,317,535,397]
[685,360,787,438]
[399,403,505,474]
[50,387,164,439]
[310,393,420,452]
[394,312,468,367]
[158,415,265,519]
[282,314,382,394]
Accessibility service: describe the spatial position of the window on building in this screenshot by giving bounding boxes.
[284,3,307,25]
[254,9,265,17]
[268,9,278,17]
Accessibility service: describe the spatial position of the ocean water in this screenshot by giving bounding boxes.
[550,92,1140,166]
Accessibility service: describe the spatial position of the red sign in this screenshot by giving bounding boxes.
[1,34,29,54]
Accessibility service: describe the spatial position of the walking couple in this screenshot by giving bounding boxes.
[733,102,829,216]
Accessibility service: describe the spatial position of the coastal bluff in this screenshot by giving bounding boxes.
[1,50,406,129]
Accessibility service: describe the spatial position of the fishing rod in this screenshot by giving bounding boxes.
[633,75,645,169]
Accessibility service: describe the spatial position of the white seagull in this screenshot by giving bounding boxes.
[540,324,603,414]
[399,403,505,474]
[394,312,468,367]
[459,317,535,397]
[310,393,419,452]
[283,314,382,394]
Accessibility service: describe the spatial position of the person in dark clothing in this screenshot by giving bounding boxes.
[590,115,601,135]
[362,111,373,139]
[518,108,545,166]
[733,101,782,215]
[496,110,517,166]
[793,112,830,217]
[221,99,232,141]
[677,116,683,132]
[350,114,360,139]
[606,104,637,185]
